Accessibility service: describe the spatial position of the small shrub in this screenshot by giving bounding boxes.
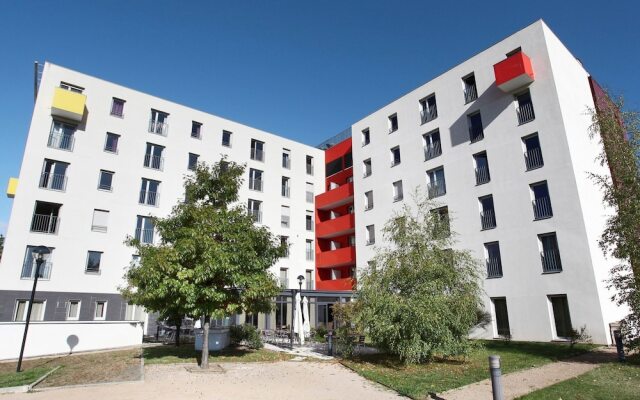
[569,325,592,348]
[230,324,264,349]
[313,327,328,342]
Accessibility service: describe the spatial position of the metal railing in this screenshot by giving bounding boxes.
[21,260,52,280]
[532,196,553,220]
[306,219,314,231]
[135,228,155,244]
[148,120,168,136]
[248,209,262,223]
[306,191,314,203]
[427,181,446,198]
[464,85,478,103]
[92,224,108,233]
[139,191,159,206]
[486,257,503,278]
[281,215,290,227]
[282,158,291,169]
[424,142,442,161]
[47,132,74,151]
[391,158,401,167]
[541,249,562,273]
[250,148,264,161]
[517,102,535,125]
[525,147,544,170]
[143,154,164,170]
[365,202,373,211]
[306,164,314,175]
[480,210,497,230]
[393,193,403,202]
[421,106,438,124]
[469,125,484,143]
[249,178,263,191]
[104,142,118,153]
[306,249,314,261]
[363,169,372,178]
[31,214,59,234]
[282,186,290,198]
[306,280,314,290]
[475,165,491,185]
[39,172,67,191]
[388,125,398,134]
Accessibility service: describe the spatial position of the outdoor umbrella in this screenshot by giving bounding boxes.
[302,296,311,338]
[293,292,305,345]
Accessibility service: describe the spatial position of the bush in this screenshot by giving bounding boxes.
[569,325,592,349]
[230,324,264,349]
[333,302,359,358]
[312,327,328,342]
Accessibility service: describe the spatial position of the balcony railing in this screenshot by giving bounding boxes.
[249,178,263,192]
[532,197,553,220]
[306,249,314,261]
[306,191,314,203]
[363,169,372,178]
[248,209,262,223]
[282,158,291,169]
[541,249,562,273]
[281,215,290,228]
[525,147,544,170]
[31,214,59,234]
[250,148,264,161]
[306,219,314,231]
[391,158,401,167]
[139,191,159,206]
[517,102,535,125]
[306,164,314,175]
[469,125,484,143]
[393,193,403,202]
[475,166,491,185]
[480,210,497,230]
[47,132,74,151]
[486,257,503,278]
[135,228,155,244]
[427,181,446,199]
[148,120,168,136]
[21,260,52,280]
[281,186,290,198]
[421,106,438,124]
[464,85,478,103]
[306,280,314,290]
[92,224,108,233]
[143,154,164,170]
[424,142,442,161]
[39,172,67,191]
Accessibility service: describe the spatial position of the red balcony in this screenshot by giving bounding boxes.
[493,51,535,93]
[316,213,355,239]
[316,182,354,211]
[317,246,356,269]
[316,277,355,291]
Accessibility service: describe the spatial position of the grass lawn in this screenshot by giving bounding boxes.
[341,340,597,399]
[0,348,141,388]
[143,344,293,365]
[517,355,640,400]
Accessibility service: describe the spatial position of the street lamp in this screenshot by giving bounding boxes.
[297,275,305,292]
[17,245,50,373]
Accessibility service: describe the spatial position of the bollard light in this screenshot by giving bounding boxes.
[489,355,504,400]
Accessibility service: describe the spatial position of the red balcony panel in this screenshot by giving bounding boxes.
[316,213,355,239]
[316,277,355,291]
[317,246,356,269]
[326,167,353,188]
[493,51,535,93]
[316,182,354,211]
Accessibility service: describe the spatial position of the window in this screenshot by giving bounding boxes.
[423,129,442,161]
[549,295,572,338]
[149,109,169,135]
[516,90,535,125]
[249,168,263,191]
[92,209,109,232]
[281,177,290,198]
[21,245,53,280]
[279,268,288,288]
[427,167,446,198]
[305,270,314,289]
[144,143,164,170]
[98,170,114,191]
[485,242,503,278]
[363,159,372,178]
[250,139,265,161]
[135,215,155,244]
[474,152,491,185]
[48,121,76,151]
[479,195,496,230]
[281,205,290,228]
[390,146,401,167]
[248,199,262,223]
[531,181,553,220]
[104,133,119,153]
[306,240,314,261]
[361,128,370,146]
[420,94,438,124]
[393,180,403,202]
[60,82,83,93]
[86,251,102,273]
[281,236,289,258]
[468,112,484,143]
[365,225,375,245]
[14,300,45,321]
[67,300,81,320]
[40,159,69,191]
[463,74,477,103]
[492,298,511,337]
[188,153,199,171]
[305,211,314,231]
[282,149,291,169]
[364,191,374,211]
[222,130,232,147]
[539,232,562,273]
[125,304,145,321]
[523,133,544,170]
[306,183,314,203]
[139,178,160,206]
[306,156,314,175]
[111,98,125,117]
[388,114,399,133]
[94,301,107,320]
[30,201,61,234]
[191,121,202,139]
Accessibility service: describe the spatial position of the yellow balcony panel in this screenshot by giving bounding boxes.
[52,87,86,121]
[6,177,18,198]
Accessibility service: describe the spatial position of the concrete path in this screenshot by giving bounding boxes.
[438,349,616,400]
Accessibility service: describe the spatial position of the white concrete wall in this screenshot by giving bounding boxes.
[0,321,143,360]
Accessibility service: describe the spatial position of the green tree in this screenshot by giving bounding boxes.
[0,234,4,261]
[588,92,640,350]
[122,159,284,368]
[357,191,483,364]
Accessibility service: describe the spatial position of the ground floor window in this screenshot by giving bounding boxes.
[317,303,335,330]
[245,313,258,327]
[66,300,81,320]
[492,297,510,337]
[94,300,107,320]
[14,300,45,321]
[275,302,288,329]
[549,295,572,338]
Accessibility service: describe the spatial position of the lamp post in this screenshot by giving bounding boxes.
[17,245,50,372]
[297,275,304,292]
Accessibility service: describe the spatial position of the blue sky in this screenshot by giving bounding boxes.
[0,1,638,235]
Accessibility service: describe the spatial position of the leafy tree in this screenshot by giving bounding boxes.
[0,234,4,261]
[123,159,284,368]
[356,191,483,364]
[588,92,640,350]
